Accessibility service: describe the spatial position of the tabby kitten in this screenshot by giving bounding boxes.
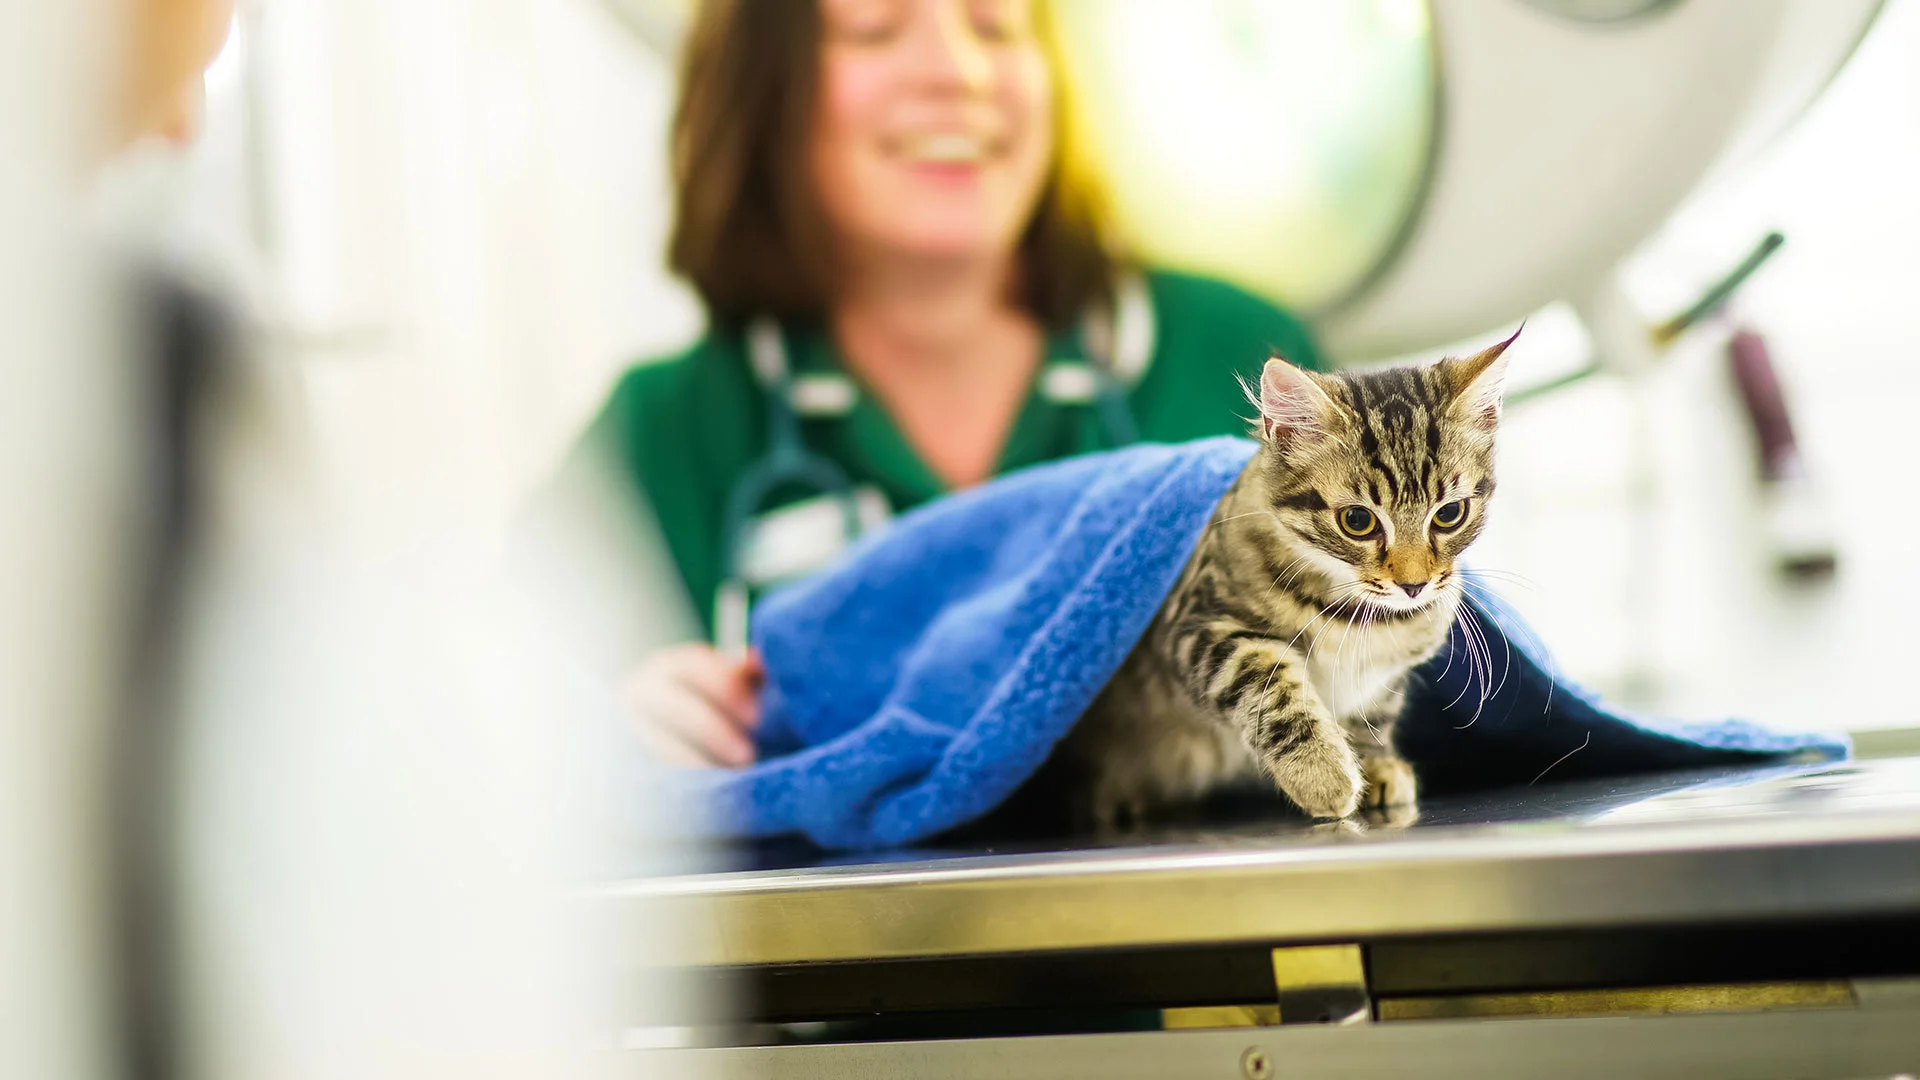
[1056,330,1518,827]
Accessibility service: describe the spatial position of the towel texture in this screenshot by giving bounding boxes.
[685,438,1846,849]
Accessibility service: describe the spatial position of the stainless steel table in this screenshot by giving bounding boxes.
[604,758,1920,1078]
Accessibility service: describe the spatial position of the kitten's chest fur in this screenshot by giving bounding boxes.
[1297,607,1447,717]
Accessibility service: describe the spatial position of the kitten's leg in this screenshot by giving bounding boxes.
[1174,619,1362,819]
[1071,649,1174,834]
[1343,676,1417,812]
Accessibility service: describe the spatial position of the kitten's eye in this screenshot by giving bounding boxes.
[1432,499,1469,531]
[1338,506,1378,538]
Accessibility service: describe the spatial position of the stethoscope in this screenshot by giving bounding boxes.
[713,271,1158,655]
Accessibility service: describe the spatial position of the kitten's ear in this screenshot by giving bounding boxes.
[1442,324,1521,425]
[1250,354,1338,446]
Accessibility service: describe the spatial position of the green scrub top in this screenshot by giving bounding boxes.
[572,269,1325,634]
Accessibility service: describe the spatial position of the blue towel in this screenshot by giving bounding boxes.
[688,438,1847,850]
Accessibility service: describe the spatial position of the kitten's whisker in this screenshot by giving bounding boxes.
[1278,558,1317,595]
[1380,661,1407,700]
[1263,553,1315,593]
[1447,625,1481,718]
[1462,601,1513,706]
[1332,589,1366,683]
[1363,600,1381,664]
[1460,566,1540,583]
[1442,658,1474,710]
[1460,576,1557,718]
[1463,574,1539,593]
[1530,730,1592,786]
[1282,583,1367,655]
[1359,606,1385,711]
[1259,554,1316,607]
[1305,597,1353,665]
[1460,567,1543,589]
[1500,610,1558,718]
[1470,606,1495,716]
[1489,606,1514,702]
[1432,612,1459,682]
[1453,606,1495,730]
[1442,606,1480,710]
[1332,599,1367,701]
[1301,590,1366,669]
[1268,587,1366,705]
[1446,602,1494,717]
[1259,566,1287,605]
[1206,510,1276,531]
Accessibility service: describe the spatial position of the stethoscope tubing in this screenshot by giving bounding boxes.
[713,278,1153,654]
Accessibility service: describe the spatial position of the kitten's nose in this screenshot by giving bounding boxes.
[1397,581,1427,598]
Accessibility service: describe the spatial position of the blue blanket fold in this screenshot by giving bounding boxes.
[689,438,1846,850]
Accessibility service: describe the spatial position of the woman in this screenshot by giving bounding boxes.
[583,0,1326,767]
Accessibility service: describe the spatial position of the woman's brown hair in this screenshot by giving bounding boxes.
[666,0,1118,331]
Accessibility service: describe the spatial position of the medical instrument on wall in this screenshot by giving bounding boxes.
[1504,231,1786,407]
[1727,328,1838,580]
[1503,229,1838,582]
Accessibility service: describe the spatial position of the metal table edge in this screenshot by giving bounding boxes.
[594,810,1920,968]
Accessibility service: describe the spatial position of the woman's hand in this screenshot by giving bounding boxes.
[623,644,765,768]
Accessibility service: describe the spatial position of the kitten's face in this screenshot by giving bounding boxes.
[1252,332,1515,614]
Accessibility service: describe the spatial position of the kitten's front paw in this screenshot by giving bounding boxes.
[1359,755,1418,810]
[1308,818,1366,839]
[1361,802,1421,830]
[1266,735,1363,819]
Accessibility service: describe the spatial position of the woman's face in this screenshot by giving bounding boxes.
[811,0,1055,268]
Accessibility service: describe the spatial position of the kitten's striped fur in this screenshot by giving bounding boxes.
[1052,331,1518,827]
